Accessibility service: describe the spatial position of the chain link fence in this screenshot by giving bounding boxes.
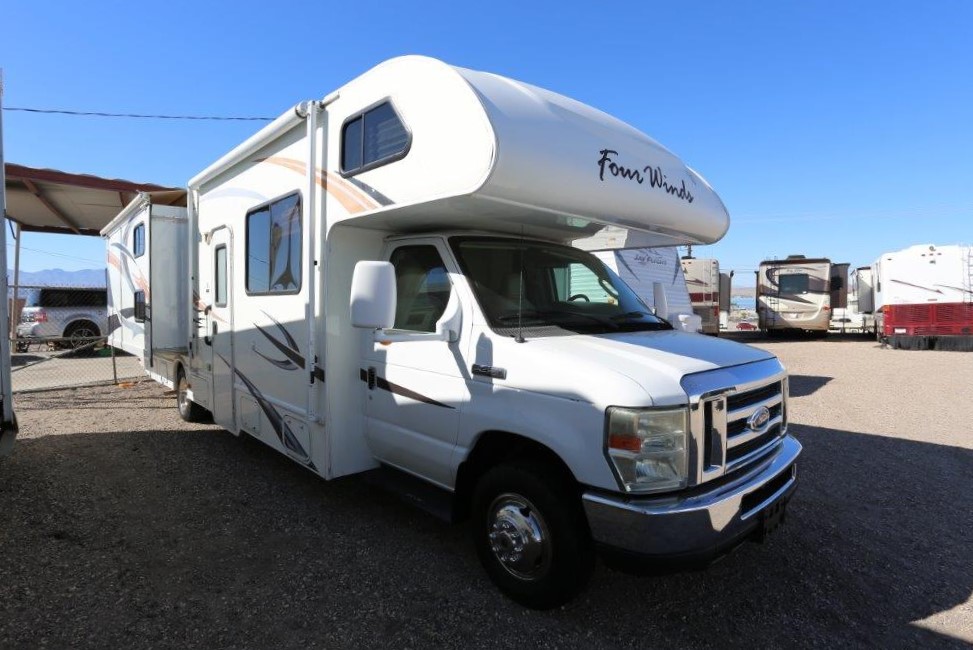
[9,284,145,392]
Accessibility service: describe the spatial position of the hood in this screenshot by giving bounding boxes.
[483,330,774,407]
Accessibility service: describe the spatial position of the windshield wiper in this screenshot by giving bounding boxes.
[609,311,674,330]
[496,309,618,329]
[610,310,654,320]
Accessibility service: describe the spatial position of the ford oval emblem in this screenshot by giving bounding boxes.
[748,406,771,432]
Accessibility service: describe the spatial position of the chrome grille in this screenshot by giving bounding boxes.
[683,359,789,486]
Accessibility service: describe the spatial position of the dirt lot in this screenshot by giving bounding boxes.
[1,338,971,648]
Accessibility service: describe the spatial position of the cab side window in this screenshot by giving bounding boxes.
[389,246,451,333]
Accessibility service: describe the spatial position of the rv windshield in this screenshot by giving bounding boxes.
[450,236,672,336]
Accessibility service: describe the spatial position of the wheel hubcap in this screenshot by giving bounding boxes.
[487,494,551,580]
[178,377,188,411]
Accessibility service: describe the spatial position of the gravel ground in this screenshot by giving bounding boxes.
[1,337,971,648]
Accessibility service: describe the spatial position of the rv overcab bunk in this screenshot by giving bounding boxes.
[757,255,847,336]
[871,244,973,351]
[101,56,801,608]
[680,256,721,335]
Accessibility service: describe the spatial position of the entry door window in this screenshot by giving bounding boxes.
[389,246,451,333]
[215,245,228,306]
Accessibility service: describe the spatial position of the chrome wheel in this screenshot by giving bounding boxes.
[178,374,190,416]
[487,493,552,581]
[67,324,97,349]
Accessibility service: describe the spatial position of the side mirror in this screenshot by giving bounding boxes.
[351,261,396,329]
[651,281,669,320]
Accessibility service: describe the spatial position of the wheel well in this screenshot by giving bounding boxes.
[453,431,578,522]
[64,319,100,337]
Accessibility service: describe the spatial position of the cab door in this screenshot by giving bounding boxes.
[362,240,468,487]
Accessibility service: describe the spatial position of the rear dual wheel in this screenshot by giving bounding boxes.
[176,367,208,423]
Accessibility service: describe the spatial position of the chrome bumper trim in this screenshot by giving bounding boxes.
[583,435,801,558]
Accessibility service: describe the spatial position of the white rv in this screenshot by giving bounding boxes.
[719,271,733,329]
[757,255,846,335]
[0,89,16,455]
[100,56,800,608]
[871,244,973,350]
[830,266,876,334]
[102,191,189,385]
[680,257,721,334]
[592,247,702,333]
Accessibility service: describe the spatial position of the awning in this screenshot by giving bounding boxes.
[3,163,182,236]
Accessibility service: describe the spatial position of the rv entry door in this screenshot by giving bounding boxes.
[204,227,235,430]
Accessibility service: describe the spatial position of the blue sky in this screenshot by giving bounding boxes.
[2,1,971,281]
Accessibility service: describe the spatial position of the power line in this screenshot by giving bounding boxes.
[2,106,273,122]
[6,242,103,265]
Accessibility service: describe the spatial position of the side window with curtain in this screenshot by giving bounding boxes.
[389,246,451,333]
[246,192,302,295]
[341,101,410,175]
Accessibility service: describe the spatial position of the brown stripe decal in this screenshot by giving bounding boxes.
[359,368,454,409]
[262,156,381,214]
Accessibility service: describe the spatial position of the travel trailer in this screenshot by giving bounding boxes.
[102,191,189,385]
[97,56,800,608]
[757,255,847,335]
[871,244,973,350]
[592,247,701,333]
[680,256,721,334]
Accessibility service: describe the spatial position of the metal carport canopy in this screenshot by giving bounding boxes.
[3,163,181,236]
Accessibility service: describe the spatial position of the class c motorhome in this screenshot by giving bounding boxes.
[87,56,800,608]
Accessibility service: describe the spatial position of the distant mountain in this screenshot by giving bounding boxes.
[7,268,106,288]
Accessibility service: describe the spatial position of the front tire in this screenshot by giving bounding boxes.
[176,367,208,423]
[471,460,594,609]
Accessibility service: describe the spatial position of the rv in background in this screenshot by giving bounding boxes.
[871,244,973,351]
[757,255,847,336]
[102,191,189,385]
[593,248,702,333]
[830,266,877,335]
[680,256,721,334]
[719,272,732,329]
[96,56,800,608]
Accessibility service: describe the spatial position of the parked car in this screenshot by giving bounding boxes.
[16,287,108,352]
[736,321,757,331]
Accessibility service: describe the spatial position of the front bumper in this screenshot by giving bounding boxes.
[583,435,801,560]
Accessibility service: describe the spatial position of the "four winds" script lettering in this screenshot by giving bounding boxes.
[596,149,694,204]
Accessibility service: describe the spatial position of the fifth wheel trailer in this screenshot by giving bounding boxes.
[102,55,800,608]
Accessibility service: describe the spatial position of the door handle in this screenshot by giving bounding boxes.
[204,322,216,346]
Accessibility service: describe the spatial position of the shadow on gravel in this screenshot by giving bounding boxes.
[1,425,970,648]
[788,374,833,397]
